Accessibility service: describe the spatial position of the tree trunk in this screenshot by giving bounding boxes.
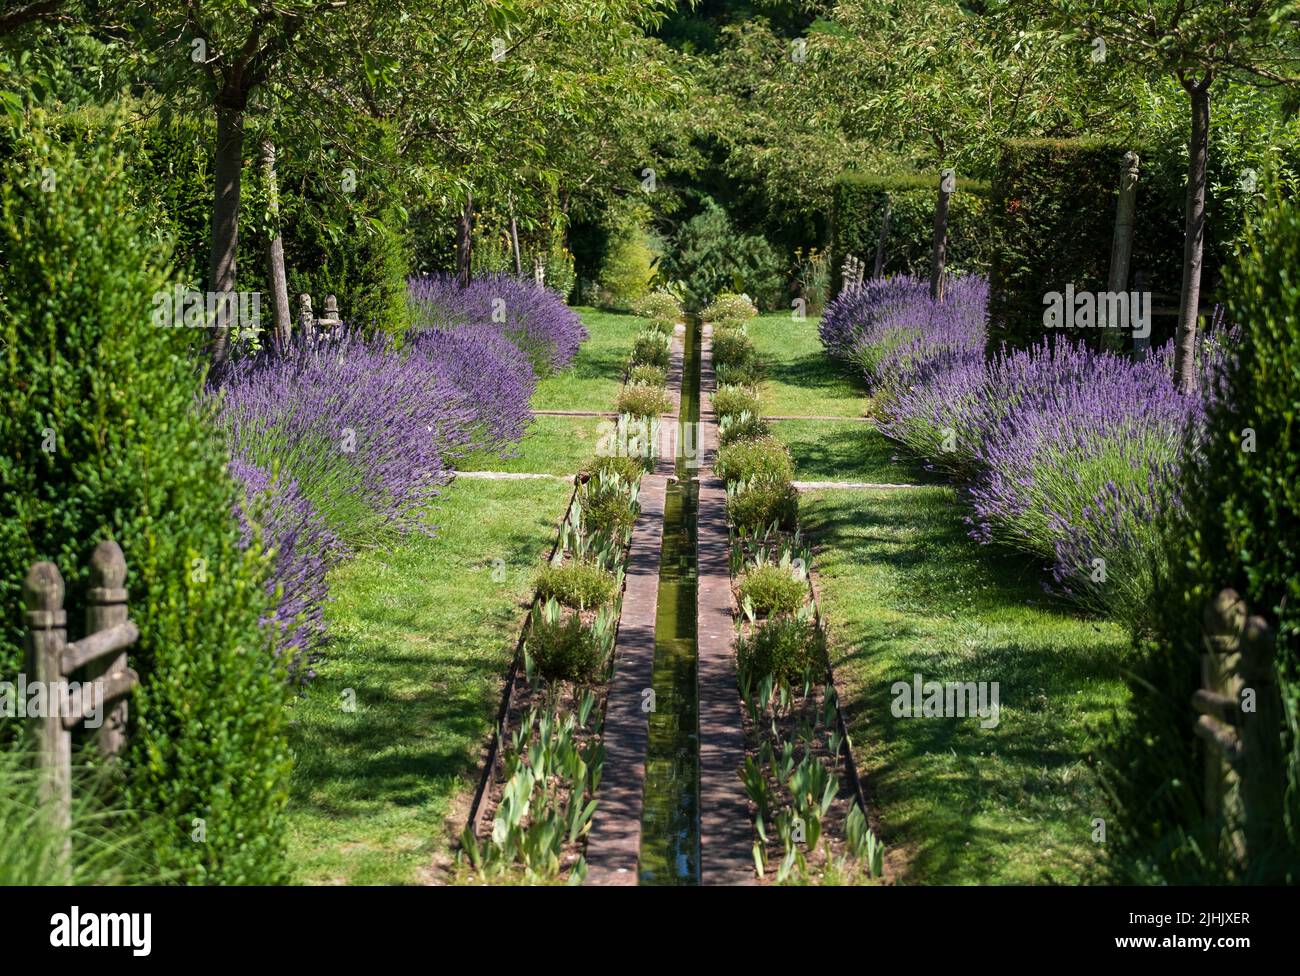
[457,189,473,288]
[208,103,245,364]
[261,139,293,353]
[1105,151,1140,352]
[510,213,523,276]
[1174,78,1212,394]
[930,172,953,301]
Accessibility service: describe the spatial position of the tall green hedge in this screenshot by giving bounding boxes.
[829,171,993,295]
[1102,199,1300,884]
[0,116,293,883]
[986,138,1135,353]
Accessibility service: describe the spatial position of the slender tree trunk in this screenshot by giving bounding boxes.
[208,103,245,364]
[510,213,523,276]
[457,189,473,287]
[261,139,293,353]
[930,172,953,301]
[1174,77,1212,394]
[1105,151,1140,352]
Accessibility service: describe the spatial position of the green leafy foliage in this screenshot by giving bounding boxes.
[831,170,992,294]
[727,478,799,535]
[712,329,758,370]
[0,119,292,883]
[702,291,758,322]
[718,409,770,447]
[534,561,618,610]
[526,603,605,685]
[583,454,649,482]
[615,384,671,419]
[715,436,794,485]
[628,364,667,387]
[712,383,761,421]
[659,198,787,311]
[715,359,766,387]
[632,289,682,324]
[1103,198,1300,884]
[737,615,826,688]
[986,137,1185,353]
[631,329,671,369]
[738,565,807,617]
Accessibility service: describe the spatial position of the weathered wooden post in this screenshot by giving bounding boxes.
[1102,151,1140,347]
[1132,270,1151,361]
[1199,589,1245,861]
[85,541,129,757]
[1195,587,1285,876]
[872,193,892,279]
[1237,607,1284,878]
[24,560,71,833]
[930,169,954,301]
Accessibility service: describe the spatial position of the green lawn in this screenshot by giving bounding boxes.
[532,306,642,411]
[802,487,1129,885]
[459,414,603,476]
[745,313,868,418]
[771,420,942,485]
[459,307,639,476]
[285,477,573,885]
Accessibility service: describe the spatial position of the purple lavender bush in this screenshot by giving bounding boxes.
[407,323,536,454]
[229,455,346,682]
[965,340,1204,614]
[819,274,986,391]
[407,272,586,376]
[210,329,475,545]
[821,272,1226,619]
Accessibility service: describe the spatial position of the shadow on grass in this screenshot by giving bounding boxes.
[285,479,571,883]
[775,421,946,485]
[802,487,1128,885]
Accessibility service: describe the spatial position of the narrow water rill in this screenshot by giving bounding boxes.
[638,316,702,885]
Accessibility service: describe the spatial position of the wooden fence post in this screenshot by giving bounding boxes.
[85,541,129,758]
[24,560,71,834]
[1238,608,1284,876]
[930,169,954,301]
[1196,588,1285,877]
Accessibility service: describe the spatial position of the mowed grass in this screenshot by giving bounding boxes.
[532,306,641,411]
[770,420,943,485]
[745,313,867,418]
[460,307,639,475]
[801,487,1129,885]
[285,477,572,885]
[459,414,602,476]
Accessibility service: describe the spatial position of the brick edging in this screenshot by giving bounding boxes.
[585,327,684,885]
[695,323,756,886]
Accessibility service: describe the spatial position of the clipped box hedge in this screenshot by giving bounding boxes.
[829,171,993,295]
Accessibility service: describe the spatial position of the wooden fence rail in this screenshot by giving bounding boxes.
[1194,587,1284,872]
[22,540,140,831]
